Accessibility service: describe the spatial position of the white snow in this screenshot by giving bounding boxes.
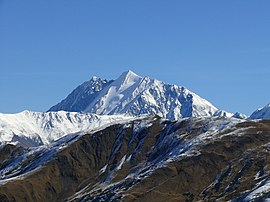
[116,155,126,171]
[84,70,143,115]
[99,165,108,175]
[0,111,135,146]
[232,112,248,119]
[49,70,219,120]
[244,180,270,201]
[249,103,270,120]
[214,110,234,118]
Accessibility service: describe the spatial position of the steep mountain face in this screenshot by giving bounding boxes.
[49,77,113,112]
[249,103,270,120]
[0,116,270,201]
[49,71,218,119]
[0,111,132,147]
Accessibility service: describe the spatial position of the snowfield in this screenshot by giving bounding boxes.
[0,110,136,147]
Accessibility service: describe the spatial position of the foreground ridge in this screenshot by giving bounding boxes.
[0,116,270,201]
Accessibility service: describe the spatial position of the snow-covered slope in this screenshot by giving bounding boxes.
[232,112,247,119]
[213,110,247,119]
[49,76,113,112]
[49,70,218,119]
[213,110,234,118]
[249,103,270,120]
[0,111,133,147]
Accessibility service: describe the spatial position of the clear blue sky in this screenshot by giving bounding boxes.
[0,0,270,115]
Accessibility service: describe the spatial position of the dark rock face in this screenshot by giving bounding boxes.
[0,117,270,201]
[0,144,24,165]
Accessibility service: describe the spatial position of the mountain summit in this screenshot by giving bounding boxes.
[249,103,270,119]
[49,70,218,119]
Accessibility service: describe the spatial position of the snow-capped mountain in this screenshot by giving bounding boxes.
[49,76,113,112]
[213,110,247,119]
[232,112,248,119]
[249,103,270,119]
[213,110,234,118]
[49,70,218,119]
[0,111,133,147]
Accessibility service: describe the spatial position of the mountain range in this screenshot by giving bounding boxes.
[0,70,270,201]
[0,110,134,147]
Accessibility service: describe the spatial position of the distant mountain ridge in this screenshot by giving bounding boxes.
[249,103,270,119]
[0,111,133,147]
[49,70,219,119]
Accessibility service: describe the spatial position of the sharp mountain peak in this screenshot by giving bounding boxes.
[48,70,219,119]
